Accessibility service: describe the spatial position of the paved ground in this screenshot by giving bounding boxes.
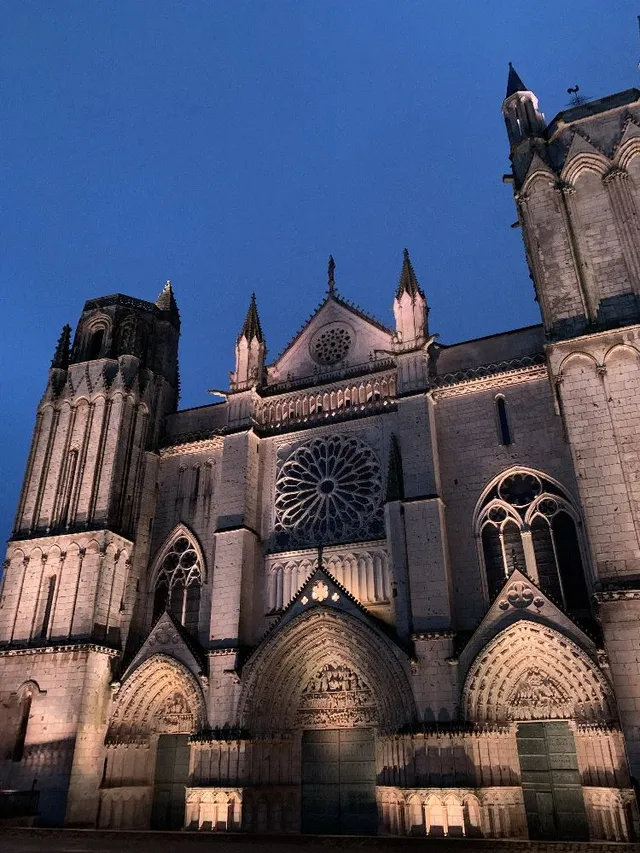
[2,829,640,853]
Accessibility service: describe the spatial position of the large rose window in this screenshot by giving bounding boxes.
[274,435,384,546]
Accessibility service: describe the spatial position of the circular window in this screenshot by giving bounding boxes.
[311,325,352,365]
[274,435,383,545]
[498,472,542,508]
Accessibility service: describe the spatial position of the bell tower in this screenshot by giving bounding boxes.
[0,283,180,825]
[505,67,640,780]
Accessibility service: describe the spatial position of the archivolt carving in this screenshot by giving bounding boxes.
[107,653,206,741]
[463,622,614,724]
[238,609,415,733]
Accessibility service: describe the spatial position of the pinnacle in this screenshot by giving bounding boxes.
[51,324,72,370]
[155,280,180,328]
[395,248,425,300]
[506,62,528,99]
[239,293,264,343]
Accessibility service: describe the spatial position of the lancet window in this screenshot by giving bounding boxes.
[477,470,590,612]
[152,532,202,635]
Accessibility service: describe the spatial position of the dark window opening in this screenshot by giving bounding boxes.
[153,580,169,622]
[554,511,590,611]
[496,397,512,446]
[88,328,105,360]
[39,576,56,639]
[12,693,32,762]
[482,524,505,599]
[59,449,78,527]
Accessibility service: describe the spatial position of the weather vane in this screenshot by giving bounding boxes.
[328,255,336,294]
[567,85,587,107]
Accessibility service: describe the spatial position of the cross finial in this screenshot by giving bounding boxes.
[328,255,336,294]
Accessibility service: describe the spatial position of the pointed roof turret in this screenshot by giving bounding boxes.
[395,248,425,300]
[51,324,72,370]
[239,293,264,343]
[506,62,528,99]
[155,280,180,326]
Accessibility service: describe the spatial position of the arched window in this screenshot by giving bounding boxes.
[12,689,33,762]
[152,532,202,635]
[58,448,78,527]
[477,470,590,611]
[495,395,512,446]
[88,327,105,360]
[38,575,56,639]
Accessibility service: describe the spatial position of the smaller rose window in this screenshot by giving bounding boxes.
[311,325,352,365]
[498,472,542,507]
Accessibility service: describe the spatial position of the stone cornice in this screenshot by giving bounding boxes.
[0,642,121,658]
[412,631,456,641]
[594,588,640,602]
[159,436,224,457]
[430,364,547,399]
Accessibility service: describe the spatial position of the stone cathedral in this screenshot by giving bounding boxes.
[3,66,640,843]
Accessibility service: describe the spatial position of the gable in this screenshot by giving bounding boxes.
[120,610,205,683]
[457,569,598,677]
[267,296,393,386]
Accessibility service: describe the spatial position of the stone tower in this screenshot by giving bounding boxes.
[0,285,180,824]
[504,67,640,779]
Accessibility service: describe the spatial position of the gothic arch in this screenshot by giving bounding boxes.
[472,465,576,530]
[561,153,610,185]
[615,137,640,172]
[603,342,640,365]
[520,165,558,196]
[238,608,415,733]
[108,653,206,741]
[463,622,615,725]
[150,523,207,585]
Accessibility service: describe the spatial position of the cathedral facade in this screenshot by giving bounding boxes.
[2,68,640,842]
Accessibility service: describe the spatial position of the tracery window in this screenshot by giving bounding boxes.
[477,470,590,612]
[152,533,202,635]
[274,434,384,548]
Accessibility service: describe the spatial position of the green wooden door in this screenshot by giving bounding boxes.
[150,734,190,830]
[516,721,588,841]
[301,729,377,835]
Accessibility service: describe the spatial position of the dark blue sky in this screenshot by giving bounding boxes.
[2,1,639,540]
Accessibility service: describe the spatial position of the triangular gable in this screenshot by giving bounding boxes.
[521,151,555,187]
[566,129,608,161]
[262,565,398,647]
[457,569,598,674]
[266,294,394,386]
[614,112,640,154]
[121,610,205,683]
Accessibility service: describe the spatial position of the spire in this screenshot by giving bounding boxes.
[156,280,180,326]
[51,324,71,370]
[396,248,425,300]
[239,293,264,343]
[506,62,528,99]
[328,255,336,295]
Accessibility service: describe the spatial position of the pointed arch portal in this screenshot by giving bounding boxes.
[238,608,415,734]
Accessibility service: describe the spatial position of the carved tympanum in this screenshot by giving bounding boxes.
[296,663,376,728]
[507,667,573,720]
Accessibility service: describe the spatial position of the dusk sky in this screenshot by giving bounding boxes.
[2,1,639,540]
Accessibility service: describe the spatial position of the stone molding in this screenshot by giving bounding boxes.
[430,364,547,399]
[0,642,120,657]
[159,436,223,457]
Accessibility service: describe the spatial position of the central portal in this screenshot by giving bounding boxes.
[301,729,377,835]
